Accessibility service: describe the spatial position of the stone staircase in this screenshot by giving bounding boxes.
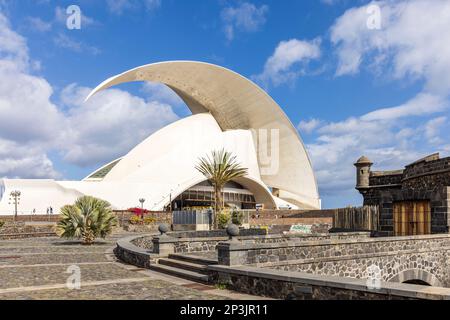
[150,253,218,283]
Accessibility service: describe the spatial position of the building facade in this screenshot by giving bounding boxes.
[355,153,450,236]
[0,61,321,215]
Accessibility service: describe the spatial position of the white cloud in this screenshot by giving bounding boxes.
[312,0,450,203]
[144,0,161,11]
[305,115,427,200]
[140,82,184,106]
[331,0,450,96]
[321,0,341,5]
[106,0,161,15]
[53,33,101,55]
[307,0,450,198]
[0,12,178,178]
[0,13,29,71]
[303,109,450,204]
[0,139,59,179]
[221,2,269,41]
[0,13,63,178]
[254,38,321,87]
[26,17,51,32]
[59,84,178,167]
[361,93,448,121]
[107,0,136,14]
[298,118,322,134]
[424,116,447,145]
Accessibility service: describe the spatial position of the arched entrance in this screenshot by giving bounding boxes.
[389,269,442,287]
[170,177,277,210]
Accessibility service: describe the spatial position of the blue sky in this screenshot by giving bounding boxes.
[0,0,449,208]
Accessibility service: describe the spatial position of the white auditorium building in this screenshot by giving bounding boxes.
[0,61,320,215]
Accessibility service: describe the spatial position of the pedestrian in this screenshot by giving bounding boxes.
[46,207,49,215]
[50,206,53,214]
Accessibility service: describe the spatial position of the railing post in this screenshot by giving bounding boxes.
[217,224,248,266]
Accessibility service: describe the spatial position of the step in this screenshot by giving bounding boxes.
[149,264,210,283]
[168,253,218,266]
[158,258,207,273]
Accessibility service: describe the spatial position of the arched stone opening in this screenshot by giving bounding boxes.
[389,269,442,287]
[403,279,431,286]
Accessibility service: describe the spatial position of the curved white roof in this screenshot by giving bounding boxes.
[87,61,320,208]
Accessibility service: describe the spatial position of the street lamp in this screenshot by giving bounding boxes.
[8,190,21,220]
[139,198,145,209]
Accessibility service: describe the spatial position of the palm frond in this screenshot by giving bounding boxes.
[56,196,117,244]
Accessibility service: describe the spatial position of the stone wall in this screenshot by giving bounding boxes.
[207,265,450,300]
[0,215,60,222]
[172,232,368,254]
[369,172,403,186]
[363,186,449,235]
[217,234,450,287]
[168,228,267,238]
[115,235,158,268]
[0,221,56,239]
[403,156,450,181]
[132,232,370,254]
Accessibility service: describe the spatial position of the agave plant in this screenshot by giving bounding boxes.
[195,149,248,229]
[57,196,118,245]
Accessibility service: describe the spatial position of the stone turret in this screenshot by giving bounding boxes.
[354,156,373,189]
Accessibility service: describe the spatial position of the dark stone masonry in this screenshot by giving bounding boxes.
[115,230,450,299]
[355,153,450,236]
[217,234,450,287]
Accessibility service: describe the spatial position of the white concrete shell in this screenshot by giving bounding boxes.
[87,61,320,208]
[0,61,320,215]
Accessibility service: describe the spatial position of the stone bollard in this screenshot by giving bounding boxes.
[217,224,247,265]
[158,223,170,236]
[152,223,174,256]
[226,224,240,241]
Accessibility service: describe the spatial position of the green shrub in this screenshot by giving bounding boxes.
[56,196,118,245]
[231,210,243,226]
[143,216,156,225]
[129,215,142,225]
[217,212,230,229]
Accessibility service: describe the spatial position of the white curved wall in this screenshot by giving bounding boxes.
[87,61,320,209]
[0,114,277,214]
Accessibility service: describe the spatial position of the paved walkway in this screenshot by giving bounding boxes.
[0,232,268,300]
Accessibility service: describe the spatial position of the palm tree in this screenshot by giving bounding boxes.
[195,149,248,229]
[56,196,118,245]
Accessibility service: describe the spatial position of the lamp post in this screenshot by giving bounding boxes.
[9,190,21,221]
[139,198,145,210]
